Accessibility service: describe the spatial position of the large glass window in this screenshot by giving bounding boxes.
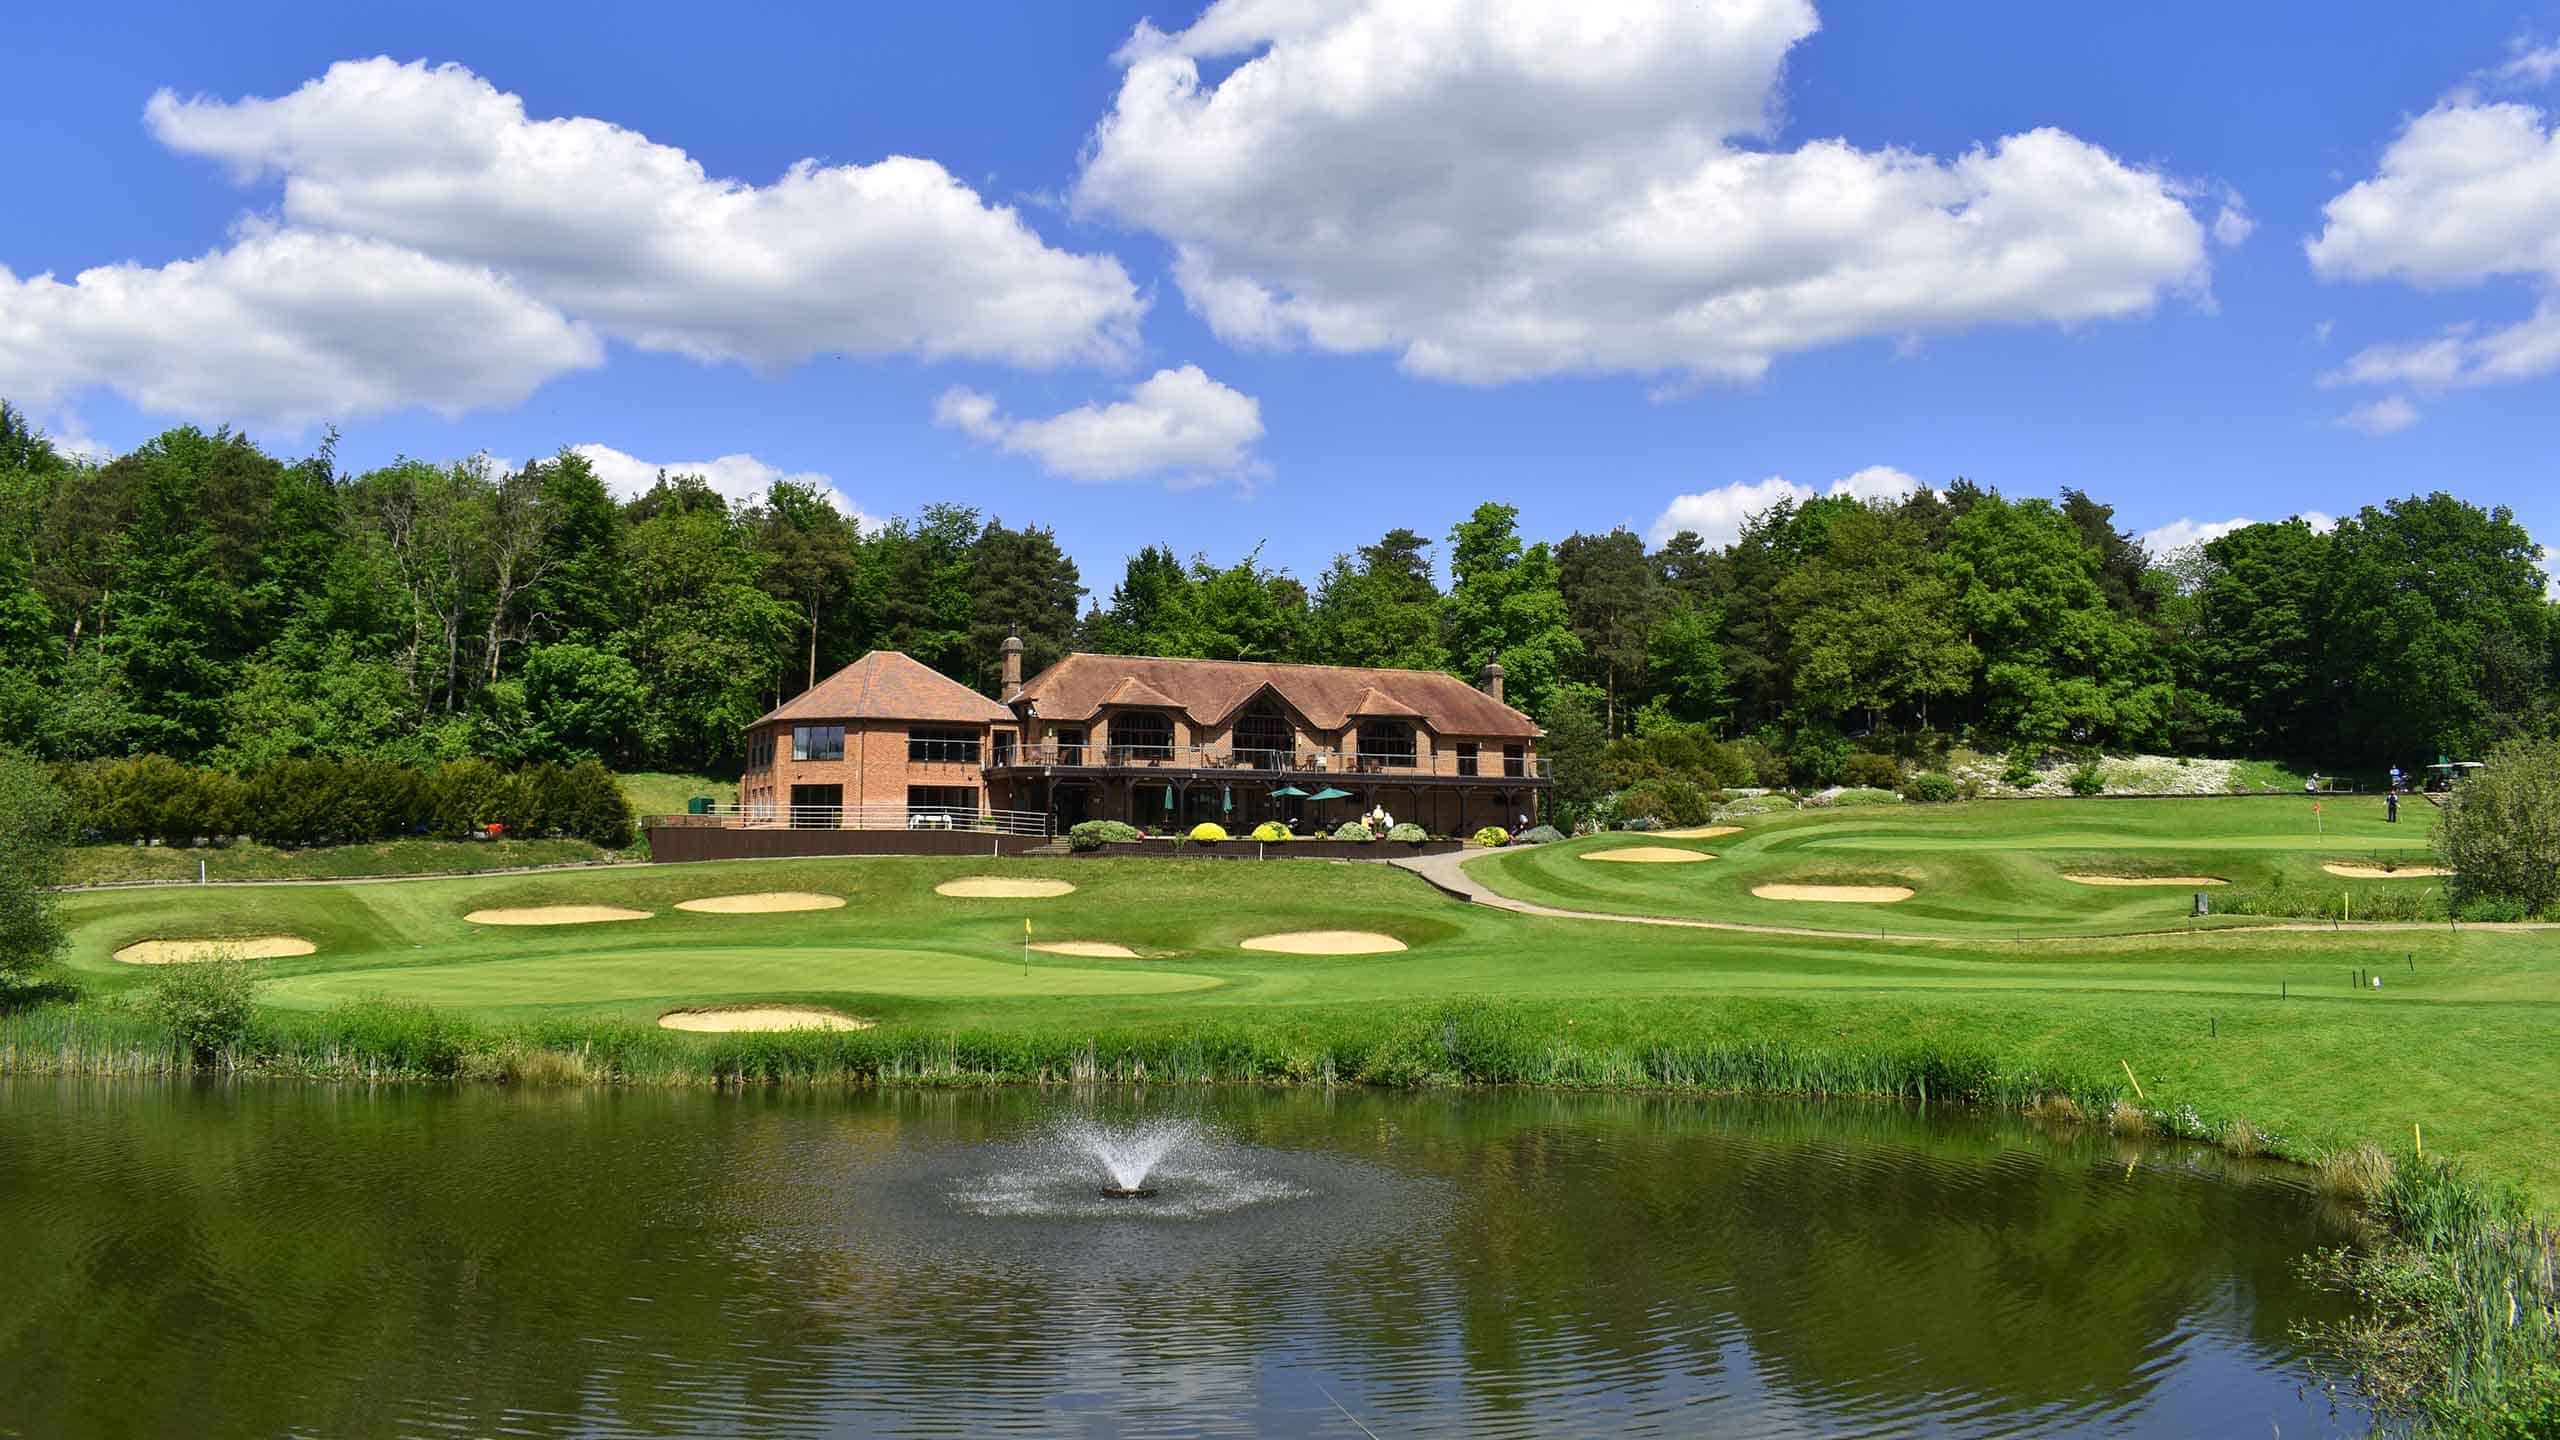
[1456,741,1479,777]
[906,785,979,828]
[1233,702,1292,768]
[1109,712,1175,760]
[908,727,982,764]
[1356,719,1417,767]
[1056,728,1086,765]
[792,725,845,762]
[1504,744,1526,778]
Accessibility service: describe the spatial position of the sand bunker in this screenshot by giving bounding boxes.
[1030,941,1142,959]
[2323,863,2451,879]
[673,892,846,915]
[1752,884,1915,904]
[1656,825,1743,840]
[935,877,1076,899]
[113,936,315,965]
[2064,874,2227,887]
[465,906,652,926]
[1240,930,1409,956]
[656,1007,871,1033]
[1582,846,1713,864]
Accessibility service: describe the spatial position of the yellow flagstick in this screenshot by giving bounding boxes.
[1023,917,1032,978]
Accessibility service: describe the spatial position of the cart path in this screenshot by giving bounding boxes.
[1388,850,2560,944]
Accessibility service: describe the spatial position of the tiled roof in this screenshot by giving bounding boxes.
[759,651,1014,725]
[1014,654,1538,737]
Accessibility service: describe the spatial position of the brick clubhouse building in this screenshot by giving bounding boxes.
[739,639,1548,838]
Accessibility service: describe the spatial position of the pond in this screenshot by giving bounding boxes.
[0,1080,2365,1437]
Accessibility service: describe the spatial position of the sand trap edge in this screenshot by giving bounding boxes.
[1581,846,1713,865]
[1751,884,1916,904]
[1030,941,1143,958]
[1655,825,1744,840]
[657,1006,871,1033]
[114,936,315,965]
[465,906,654,926]
[673,892,847,914]
[935,877,1077,899]
[1239,930,1408,956]
[2063,874,2227,887]
[2322,863,2451,879]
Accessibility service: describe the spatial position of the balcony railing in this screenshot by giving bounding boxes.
[650,803,1051,836]
[990,743,1547,780]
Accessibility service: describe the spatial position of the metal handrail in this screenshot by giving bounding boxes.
[656,803,1052,836]
[987,743,1548,779]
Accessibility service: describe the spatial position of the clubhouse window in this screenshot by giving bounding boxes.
[908,785,979,817]
[908,727,982,764]
[792,724,845,762]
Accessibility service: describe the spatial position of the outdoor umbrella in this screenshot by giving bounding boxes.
[1307,786,1352,830]
[1269,786,1309,798]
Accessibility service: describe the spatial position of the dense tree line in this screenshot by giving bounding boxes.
[3,401,2553,789]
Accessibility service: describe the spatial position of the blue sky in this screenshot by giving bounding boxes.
[5,1,2556,590]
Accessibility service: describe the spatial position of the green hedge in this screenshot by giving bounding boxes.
[56,755,633,849]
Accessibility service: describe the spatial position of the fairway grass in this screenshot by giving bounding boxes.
[26,817,2560,1203]
[1471,794,2453,939]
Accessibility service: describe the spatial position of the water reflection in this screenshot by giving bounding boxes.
[0,1080,2362,1437]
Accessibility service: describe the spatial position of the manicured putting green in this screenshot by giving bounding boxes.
[259,946,1222,1011]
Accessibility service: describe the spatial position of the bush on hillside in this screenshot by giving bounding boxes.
[1902,772,1960,804]
[1473,826,1510,847]
[1788,728,1852,788]
[1618,777,1711,828]
[1804,786,1902,808]
[1516,824,1565,845]
[2002,745,2045,790]
[1842,752,1902,789]
[2439,737,2560,916]
[1251,821,1291,842]
[139,956,260,1065]
[1739,736,1789,788]
[1334,821,1374,841]
[1386,822,1428,843]
[1189,822,1229,843]
[1067,820,1143,851]
[2067,761,2107,797]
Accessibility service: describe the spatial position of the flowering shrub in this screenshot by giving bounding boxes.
[1189,822,1229,842]
[1473,826,1510,847]
[1251,821,1291,842]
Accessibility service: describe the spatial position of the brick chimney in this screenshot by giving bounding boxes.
[1002,632,1025,692]
[1480,653,1505,705]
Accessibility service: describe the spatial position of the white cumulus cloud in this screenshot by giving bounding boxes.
[2335,394,2421,435]
[2498,40,2560,86]
[2309,92,2560,388]
[2138,511,2339,558]
[935,365,1266,485]
[571,443,871,525]
[144,58,1145,374]
[0,225,599,428]
[1073,0,2212,389]
[1647,464,1924,547]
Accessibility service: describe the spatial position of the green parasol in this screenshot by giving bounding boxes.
[1269,785,1309,798]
